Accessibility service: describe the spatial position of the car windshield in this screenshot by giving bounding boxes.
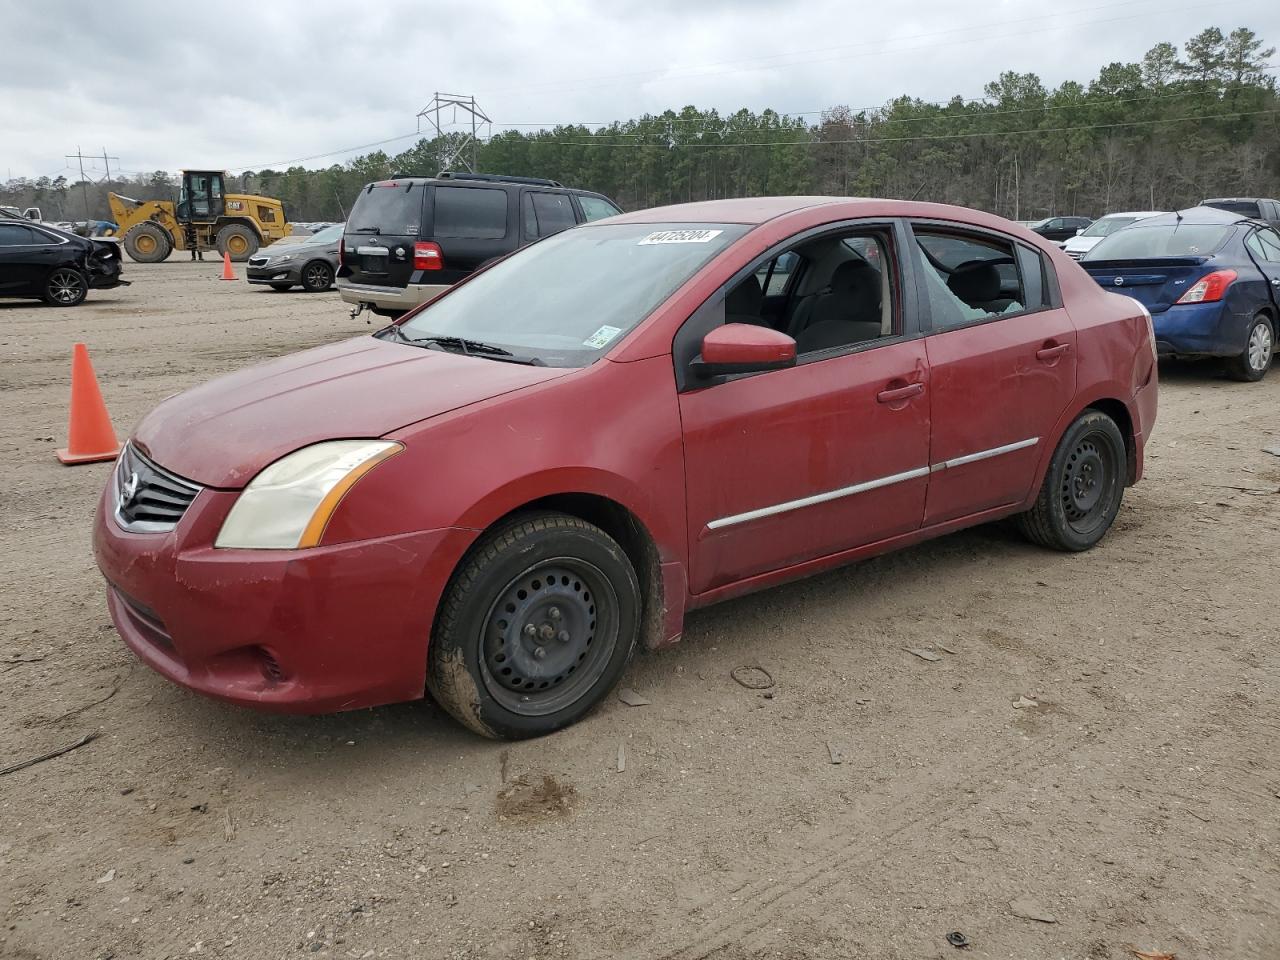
[303,224,343,243]
[388,222,747,367]
[1080,216,1139,238]
[1085,224,1234,260]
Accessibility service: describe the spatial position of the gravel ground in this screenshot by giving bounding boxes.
[1,261,1278,960]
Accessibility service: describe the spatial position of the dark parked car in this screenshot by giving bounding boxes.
[247,223,344,293]
[1201,197,1280,228]
[1083,206,1279,381]
[336,172,622,317]
[95,196,1156,739]
[1029,216,1094,243]
[0,213,127,306]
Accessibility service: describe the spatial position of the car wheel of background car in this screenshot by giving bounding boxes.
[427,512,641,740]
[1224,313,1274,383]
[300,261,333,292]
[123,222,173,263]
[215,224,260,262]
[1017,410,1127,552]
[42,267,88,307]
[269,282,293,292]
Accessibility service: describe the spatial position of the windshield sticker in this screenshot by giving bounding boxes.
[638,229,724,245]
[583,325,623,349]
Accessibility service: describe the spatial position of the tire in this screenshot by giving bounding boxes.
[1017,410,1127,552]
[1224,313,1274,382]
[123,222,173,263]
[42,267,88,307]
[300,260,333,292]
[269,282,293,292]
[215,224,259,262]
[427,512,641,740]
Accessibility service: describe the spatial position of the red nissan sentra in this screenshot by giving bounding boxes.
[93,197,1158,739]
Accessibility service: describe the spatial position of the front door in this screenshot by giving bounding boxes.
[908,223,1078,525]
[679,222,931,595]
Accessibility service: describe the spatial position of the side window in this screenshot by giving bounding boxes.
[0,224,36,245]
[783,230,898,356]
[913,228,1027,331]
[1250,227,1280,262]
[434,186,508,240]
[529,192,577,237]
[578,195,622,222]
[754,251,798,296]
[27,228,62,245]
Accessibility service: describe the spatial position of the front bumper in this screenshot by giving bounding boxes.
[92,477,474,713]
[247,263,302,285]
[1152,301,1250,358]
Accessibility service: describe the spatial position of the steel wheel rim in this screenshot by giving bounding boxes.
[49,271,83,303]
[228,235,248,255]
[305,264,329,288]
[1060,431,1119,535]
[1247,321,1273,372]
[478,557,618,717]
[136,234,156,254]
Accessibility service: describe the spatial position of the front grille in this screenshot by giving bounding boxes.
[247,256,269,267]
[1066,250,1085,260]
[114,443,202,533]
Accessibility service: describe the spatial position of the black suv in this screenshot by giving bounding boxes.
[1202,197,1280,228]
[1028,215,1094,243]
[336,173,622,317]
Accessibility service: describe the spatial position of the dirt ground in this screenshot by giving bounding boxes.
[1,260,1278,960]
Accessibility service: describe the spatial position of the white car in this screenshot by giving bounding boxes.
[1060,211,1166,260]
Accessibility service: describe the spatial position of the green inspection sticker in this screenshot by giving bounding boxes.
[583,325,623,348]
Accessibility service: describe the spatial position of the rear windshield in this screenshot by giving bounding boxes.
[1085,224,1234,260]
[1204,200,1261,218]
[347,183,421,236]
[1080,216,1139,238]
[390,223,748,367]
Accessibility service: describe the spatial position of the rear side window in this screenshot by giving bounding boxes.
[914,229,1027,330]
[1086,225,1232,260]
[579,195,622,222]
[523,192,577,239]
[0,223,37,245]
[434,186,508,240]
[349,183,422,236]
[1246,227,1280,262]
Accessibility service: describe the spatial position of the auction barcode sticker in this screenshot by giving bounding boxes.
[638,229,724,245]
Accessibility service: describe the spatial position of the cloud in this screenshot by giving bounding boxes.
[2,0,1276,179]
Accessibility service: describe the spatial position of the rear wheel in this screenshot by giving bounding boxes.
[1017,411,1126,552]
[123,222,173,263]
[1225,314,1274,382]
[427,513,640,740]
[43,267,87,307]
[300,260,333,292]
[216,224,259,261]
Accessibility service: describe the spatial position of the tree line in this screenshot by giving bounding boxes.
[3,25,1275,226]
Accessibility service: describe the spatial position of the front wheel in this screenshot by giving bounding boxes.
[1225,314,1274,382]
[215,224,259,261]
[427,513,640,740]
[43,267,88,307]
[1017,411,1126,552]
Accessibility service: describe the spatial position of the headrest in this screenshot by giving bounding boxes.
[947,261,1001,305]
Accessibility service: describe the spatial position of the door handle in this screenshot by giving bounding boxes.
[1036,343,1071,362]
[876,382,925,404]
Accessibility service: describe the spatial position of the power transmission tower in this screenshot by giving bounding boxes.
[65,146,119,221]
[417,93,491,173]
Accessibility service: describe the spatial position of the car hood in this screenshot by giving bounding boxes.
[1062,236,1101,253]
[133,336,571,488]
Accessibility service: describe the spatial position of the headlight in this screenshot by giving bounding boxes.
[215,440,402,549]
[271,254,294,264]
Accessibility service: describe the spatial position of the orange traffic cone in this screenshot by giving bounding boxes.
[57,343,121,465]
[220,251,236,281]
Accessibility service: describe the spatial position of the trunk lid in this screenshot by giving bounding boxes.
[340,181,425,289]
[1081,256,1214,314]
[132,336,570,488]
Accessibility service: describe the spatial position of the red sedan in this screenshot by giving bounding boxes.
[93,197,1158,739]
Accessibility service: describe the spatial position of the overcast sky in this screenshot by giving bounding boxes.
[3,0,1277,181]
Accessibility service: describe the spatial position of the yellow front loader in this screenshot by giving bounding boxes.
[110,170,291,263]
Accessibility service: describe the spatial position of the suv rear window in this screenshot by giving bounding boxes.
[349,183,422,236]
[434,186,508,240]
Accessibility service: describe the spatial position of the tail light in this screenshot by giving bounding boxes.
[1176,269,1237,304]
[338,235,344,267]
[413,241,443,271]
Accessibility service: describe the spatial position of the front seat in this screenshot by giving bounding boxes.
[725,276,766,326]
[794,260,884,353]
[947,260,1005,311]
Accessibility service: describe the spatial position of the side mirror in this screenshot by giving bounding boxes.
[692,323,797,378]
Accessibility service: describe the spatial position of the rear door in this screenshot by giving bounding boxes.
[0,223,48,293]
[1245,227,1280,305]
[341,181,426,289]
[521,191,578,242]
[909,223,1077,524]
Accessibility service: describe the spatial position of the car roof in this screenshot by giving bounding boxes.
[1137,206,1258,227]
[1203,196,1278,203]
[1098,211,1166,218]
[603,197,884,226]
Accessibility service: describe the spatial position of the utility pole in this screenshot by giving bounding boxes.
[66,146,119,222]
[417,93,491,173]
